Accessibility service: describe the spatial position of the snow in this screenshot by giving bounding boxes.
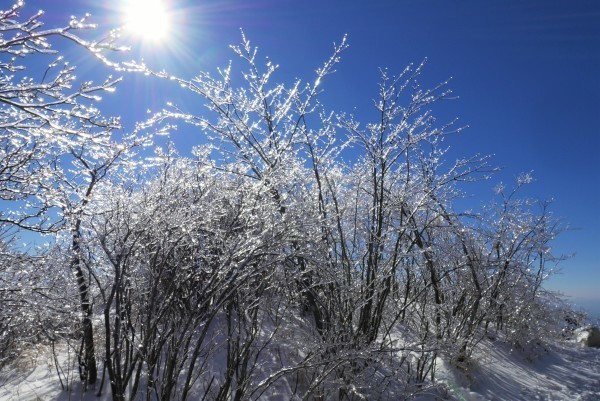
[1,336,598,400]
[433,338,600,401]
[0,343,110,401]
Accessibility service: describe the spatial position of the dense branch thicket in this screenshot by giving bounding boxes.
[0,4,572,400]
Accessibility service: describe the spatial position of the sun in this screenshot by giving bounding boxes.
[123,0,171,41]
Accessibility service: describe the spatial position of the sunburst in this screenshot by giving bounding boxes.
[123,0,170,41]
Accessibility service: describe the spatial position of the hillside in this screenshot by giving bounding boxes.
[1,329,598,400]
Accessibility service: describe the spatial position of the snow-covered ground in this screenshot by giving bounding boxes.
[1,336,599,400]
[435,338,600,401]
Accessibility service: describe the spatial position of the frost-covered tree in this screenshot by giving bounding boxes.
[0,1,124,229]
[0,1,130,385]
[130,33,351,341]
[481,176,563,344]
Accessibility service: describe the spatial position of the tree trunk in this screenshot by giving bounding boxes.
[72,226,97,385]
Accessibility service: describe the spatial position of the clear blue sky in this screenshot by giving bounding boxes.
[27,1,599,301]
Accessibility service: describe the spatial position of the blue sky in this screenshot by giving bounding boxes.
[26,0,599,301]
